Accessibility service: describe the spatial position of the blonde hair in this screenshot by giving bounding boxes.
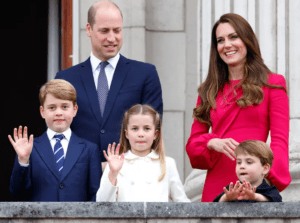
[39,79,77,106]
[235,140,273,168]
[119,104,166,182]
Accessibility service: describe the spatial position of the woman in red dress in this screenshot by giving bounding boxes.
[186,13,291,202]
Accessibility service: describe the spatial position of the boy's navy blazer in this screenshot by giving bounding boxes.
[9,132,102,201]
[55,55,163,160]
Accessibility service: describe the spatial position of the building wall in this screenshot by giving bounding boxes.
[77,0,300,201]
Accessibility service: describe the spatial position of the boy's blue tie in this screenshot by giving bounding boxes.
[53,134,65,172]
[97,61,109,116]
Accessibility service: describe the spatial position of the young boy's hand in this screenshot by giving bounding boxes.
[103,143,124,186]
[220,180,244,202]
[237,180,269,201]
[237,180,256,200]
[8,126,33,164]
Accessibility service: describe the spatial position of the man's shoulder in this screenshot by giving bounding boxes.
[56,58,90,76]
[120,55,155,69]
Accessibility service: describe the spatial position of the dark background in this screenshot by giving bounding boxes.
[1,1,50,201]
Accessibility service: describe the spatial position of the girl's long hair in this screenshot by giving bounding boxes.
[194,13,286,126]
[119,104,166,182]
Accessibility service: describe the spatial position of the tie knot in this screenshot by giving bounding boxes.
[54,134,64,141]
[100,61,109,69]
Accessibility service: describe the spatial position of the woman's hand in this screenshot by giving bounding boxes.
[103,143,124,186]
[207,138,239,160]
[8,126,33,164]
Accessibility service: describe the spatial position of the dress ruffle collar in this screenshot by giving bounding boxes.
[125,150,159,160]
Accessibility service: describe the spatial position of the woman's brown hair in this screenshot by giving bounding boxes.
[194,13,286,126]
[119,104,166,182]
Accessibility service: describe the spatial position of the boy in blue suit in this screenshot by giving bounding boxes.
[9,79,102,201]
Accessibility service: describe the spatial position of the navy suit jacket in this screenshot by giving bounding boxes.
[9,132,102,201]
[55,55,163,161]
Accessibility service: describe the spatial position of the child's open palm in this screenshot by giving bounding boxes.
[103,143,124,186]
[237,180,257,200]
[221,180,244,202]
[8,126,33,164]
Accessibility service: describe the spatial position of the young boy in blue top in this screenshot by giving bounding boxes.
[214,140,282,202]
[9,79,102,201]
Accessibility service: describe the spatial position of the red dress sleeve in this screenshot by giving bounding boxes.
[186,96,220,170]
[267,74,291,191]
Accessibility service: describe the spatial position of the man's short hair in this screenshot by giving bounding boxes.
[87,1,123,28]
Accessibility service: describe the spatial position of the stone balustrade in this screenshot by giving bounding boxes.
[0,202,299,223]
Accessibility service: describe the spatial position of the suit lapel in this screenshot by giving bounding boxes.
[80,58,103,125]
[60,133,84,182]
[102,55,130,126]
[34,133,60,180]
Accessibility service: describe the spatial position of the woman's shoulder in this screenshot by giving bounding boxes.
[267,73,286,86]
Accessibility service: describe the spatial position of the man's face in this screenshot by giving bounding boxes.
[86,7,123,61]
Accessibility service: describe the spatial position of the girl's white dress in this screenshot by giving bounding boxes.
[96,150,190,202]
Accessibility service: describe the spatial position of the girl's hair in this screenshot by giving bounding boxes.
[119,104,166,182]
[193,13,286,126]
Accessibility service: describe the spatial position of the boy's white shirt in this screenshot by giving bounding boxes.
[96,150,190,202]
[19,128,71,167]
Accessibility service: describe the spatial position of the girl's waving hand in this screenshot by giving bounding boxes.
[103,143,124,186]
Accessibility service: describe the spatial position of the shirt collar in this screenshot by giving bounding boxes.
[90,52,120,72]
[125,150,159,159]
[47,128,72,141]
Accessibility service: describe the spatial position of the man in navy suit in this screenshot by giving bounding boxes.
[9,80,102,201]
[55,1,163,167]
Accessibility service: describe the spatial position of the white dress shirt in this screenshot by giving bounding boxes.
[96,150,190,202]
[90,52,120,89]
[19,128,72,167]
[47,128,71,157]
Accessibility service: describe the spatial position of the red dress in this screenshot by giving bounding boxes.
[186,74,291,202]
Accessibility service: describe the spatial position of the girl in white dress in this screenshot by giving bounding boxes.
[96,104,190,202]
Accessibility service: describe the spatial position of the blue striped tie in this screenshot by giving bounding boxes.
[97,61,109,116]
[53,134,65,172]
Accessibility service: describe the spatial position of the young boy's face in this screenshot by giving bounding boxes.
[40,94,78,133]
[235,152,270,187]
